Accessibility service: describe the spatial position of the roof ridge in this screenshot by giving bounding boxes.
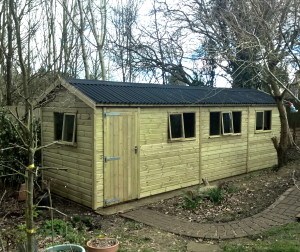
[67,78,263,92]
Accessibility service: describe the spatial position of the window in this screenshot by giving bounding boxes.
[232,112,242,133]
[222,112,233,134]
[168,112,195,140]
[210,112,221,136]
[256,110,271,131]
[54,112,76,144]
[210,111,242,136]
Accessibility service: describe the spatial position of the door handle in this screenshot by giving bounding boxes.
[134,146,138,154]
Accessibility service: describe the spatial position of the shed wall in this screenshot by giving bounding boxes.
[247,107,279,171]
[139,107,200,198]
[94,108,104,208]
[42,88,94,208]
[138,106,279,199]
[200,107,249,181]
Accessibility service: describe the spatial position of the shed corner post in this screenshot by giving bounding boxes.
[198,107,202,185]
[246,106,250,174]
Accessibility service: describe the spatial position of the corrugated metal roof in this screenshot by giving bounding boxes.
[66,78,275,106]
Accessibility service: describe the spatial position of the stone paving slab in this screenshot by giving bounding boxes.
[121,186,300,240]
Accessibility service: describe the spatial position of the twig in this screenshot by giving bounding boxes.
[36,206,68,218]
[0,173,21,178]
[38,167,68,171]
[0,233,5,252]
[292,170,300,191]
[0,190,6,206]
[35,141,58,151]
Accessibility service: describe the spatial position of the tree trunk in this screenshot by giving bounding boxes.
[272,97,290,170]
[77,0,90,79]
[6,0,12,106]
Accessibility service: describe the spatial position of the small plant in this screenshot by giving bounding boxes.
[182,191,202,209]
[1,224,28,251]
[206,188,224,204]
[218,181,239,194]
[71,215,94,231]
[41,219,71,237]
[41,218,87,245]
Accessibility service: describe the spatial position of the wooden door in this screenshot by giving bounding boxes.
[103,109,139,206]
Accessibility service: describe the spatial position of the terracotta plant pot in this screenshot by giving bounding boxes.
[86,238,119,252]
[18,183,27,201]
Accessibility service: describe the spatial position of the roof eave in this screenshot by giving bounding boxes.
[95,103,276,107]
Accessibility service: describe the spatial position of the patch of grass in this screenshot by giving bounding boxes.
[124,220,144,230]
[206,187,224,204]
[222,223,300,252]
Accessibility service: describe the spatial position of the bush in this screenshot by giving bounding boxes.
[206,188,224,204]
[0,112,28,185]
[182,191,202,209]
[0,111,41,186]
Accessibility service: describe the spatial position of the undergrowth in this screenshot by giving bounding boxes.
[181,186,228,209]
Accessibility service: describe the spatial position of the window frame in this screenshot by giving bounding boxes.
[221,112,234,135]
[255,110,272,132]
[54,112,77,145]
[168,112,196,141]
[209,111,242,137]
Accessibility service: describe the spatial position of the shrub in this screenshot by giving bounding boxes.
[0,112,28,185]
[182,191,202,209]
[206,188,224,204]
[41,218,87,244]
[41,219,71,236]
[218,181,239,194]
[0,111,41,186]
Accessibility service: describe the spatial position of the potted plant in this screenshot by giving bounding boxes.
[86,237,119,252]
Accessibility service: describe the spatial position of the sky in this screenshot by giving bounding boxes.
[137,0,231,87]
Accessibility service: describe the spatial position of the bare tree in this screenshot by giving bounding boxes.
[163,0,300,167]
[110,0,214,85]
[108,0,141,82]
[86,0,108,80]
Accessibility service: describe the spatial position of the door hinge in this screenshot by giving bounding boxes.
[104,156,121,162]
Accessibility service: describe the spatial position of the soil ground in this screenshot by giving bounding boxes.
[0,149,299,251]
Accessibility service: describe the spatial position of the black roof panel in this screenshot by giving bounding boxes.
[66,78,275,106]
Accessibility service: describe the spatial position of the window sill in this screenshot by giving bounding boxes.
[55,141,77,147]
[255,130,272,134]
[209,133,241,138]
[168,137,196,143]
[209,135,221,138]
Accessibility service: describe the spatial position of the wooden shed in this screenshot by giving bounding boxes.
[41,78,280,210]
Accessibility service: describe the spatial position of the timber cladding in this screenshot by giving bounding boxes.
[42,89,94,208]
[40,79,280,210]
[139,107,200,198]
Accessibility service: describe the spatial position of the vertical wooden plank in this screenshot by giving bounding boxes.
[124,115,130,200]
[103,109,138,205]
[119,115,125,201]
[136,107,141,198]
[246,107,250,173]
